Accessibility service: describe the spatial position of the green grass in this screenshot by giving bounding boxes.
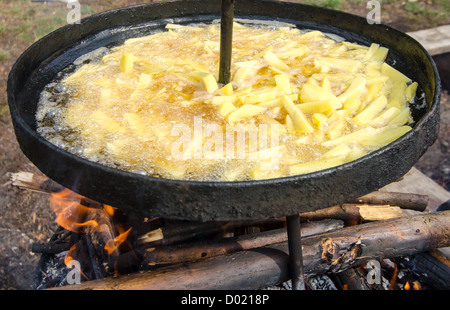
[0,48,11,62]
[302,0,344,10]
[1,1,85,44]
[0,104,9,116]
[1,0,450,45]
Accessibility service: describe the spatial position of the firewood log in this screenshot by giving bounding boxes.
[354,191,428,211]
[50,211,450,290]
[300,203,403,225]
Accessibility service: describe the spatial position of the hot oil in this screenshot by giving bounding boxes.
[36,22,416,181]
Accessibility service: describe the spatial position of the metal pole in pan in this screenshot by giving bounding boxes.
[218,0,234,85]
[286,214,306,290]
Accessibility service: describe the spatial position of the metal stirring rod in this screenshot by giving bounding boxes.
[218,0,234,85]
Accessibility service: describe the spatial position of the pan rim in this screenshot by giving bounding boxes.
[7,0,441,188]
[6,0,441,221]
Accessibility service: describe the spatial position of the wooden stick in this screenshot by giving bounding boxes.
[51,211,450,290]
[10,171,64,193]
[354,191,429,211]
[300,203,403,225]
[142,219,343,267]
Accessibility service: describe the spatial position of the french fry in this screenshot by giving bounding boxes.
[387,81,407,109]
[381,63,412,84]
[390,107,413,126]
[219,83,234,95]
[365,62,382,76]
[321,77,332,93]
[365,76,388,102]
[326,119,346,140]
[212,95,237,106]
[359,125,412,147]
[281,95,314,134]
[275,74,292,93]
[223,165,247,181]
[243,88,278,105]
[406,82,418,103]
[289,156,346,175]
[353,95,388,125]
[90,111,125,133]
[300,83,341,108]
[312,113,328,130]
[106,140,127,158]
[264,52,289,71]
[363,43,388,62]
[297,100,336,114]
[316,56,363,73]
[370,107,401,128]
[192,71,219,93]
[233,67,254,86]
[322,126,378,148]
[321,144,351,159]
[227,104,267,123]
[346,145,367,161]
[218,101,238,117]
[275,46,308,58]
[342,96,362,114]
[338,77,367,103]
[120,53,134,73]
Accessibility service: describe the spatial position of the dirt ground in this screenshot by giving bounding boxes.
[0,1,449,290]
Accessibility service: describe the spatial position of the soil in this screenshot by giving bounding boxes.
[0,1,449,290]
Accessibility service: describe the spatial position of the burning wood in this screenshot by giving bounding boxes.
[10,171,450,290]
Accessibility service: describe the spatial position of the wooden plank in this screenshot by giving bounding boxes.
[407,25,450,56]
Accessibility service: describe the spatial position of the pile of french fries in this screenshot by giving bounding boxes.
[56,22,417,181]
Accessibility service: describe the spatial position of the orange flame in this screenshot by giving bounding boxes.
[389,261,398,290]
[104,227,132,255]
[50,189,98,232]
[49,188,136,279]
[104,204,115,217]
[405,281,421,290]
[412,281,422,290]
[64,243,89,280]
[64,243,77,266]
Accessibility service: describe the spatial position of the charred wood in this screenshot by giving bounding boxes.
[331,267,371,290]
[32,242,73,254]
[397,251,450,289]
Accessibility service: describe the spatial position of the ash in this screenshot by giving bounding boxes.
[35,251,71,290]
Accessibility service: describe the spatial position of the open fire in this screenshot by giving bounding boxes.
[13,171,448,290]
[40,187,139,283]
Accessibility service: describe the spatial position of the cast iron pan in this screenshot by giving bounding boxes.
[7,0,440,221]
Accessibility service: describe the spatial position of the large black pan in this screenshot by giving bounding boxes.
[7,0,440,221]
